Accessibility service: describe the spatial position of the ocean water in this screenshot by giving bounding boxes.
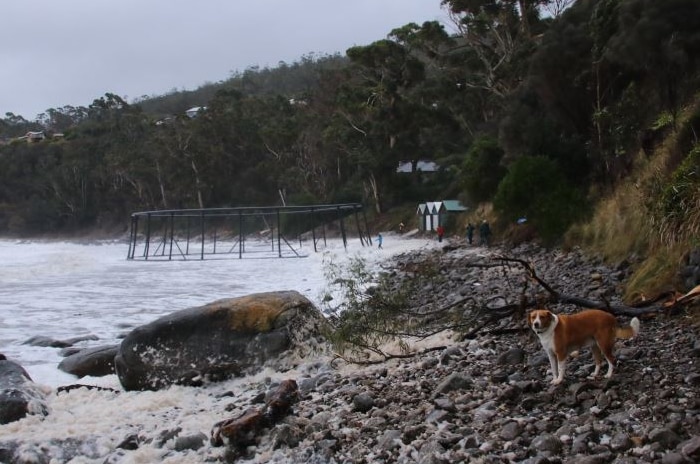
[0,234,437,387]
[0,234,441,462]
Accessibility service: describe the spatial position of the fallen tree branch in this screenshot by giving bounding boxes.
[327,250,696,366]
[331,344,447,367]
[494,256,669,317]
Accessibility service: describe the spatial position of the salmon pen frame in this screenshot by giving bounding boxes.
[126,203,372,260]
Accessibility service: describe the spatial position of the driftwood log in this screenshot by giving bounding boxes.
[211,379,299,449]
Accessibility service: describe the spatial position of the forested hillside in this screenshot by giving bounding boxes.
[0,0,698,257]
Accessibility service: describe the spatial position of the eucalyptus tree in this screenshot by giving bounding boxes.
[0,141,64,232]
[55,93,154,224]
[441,0,547,104]
[387,22,469,155]
[36,106,89,133]
[334,37,428,212]
[604,0,700,126]
[498,0,593,179]
[226,92,302,206]
[0,112,41,138]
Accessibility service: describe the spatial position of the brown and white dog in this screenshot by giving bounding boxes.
[527,309,640,385]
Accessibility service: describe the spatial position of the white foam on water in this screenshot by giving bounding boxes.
[0,233,440,462]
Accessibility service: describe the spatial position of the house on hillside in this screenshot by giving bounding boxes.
[13,131,45,143]
[185,106,207,118]
[26,131,46,143]
[396,160,439,173]
[417,200,468,231]
[155,116,175,126]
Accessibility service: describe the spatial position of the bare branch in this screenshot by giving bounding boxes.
[338,111,367,136]
[493,255,670,317]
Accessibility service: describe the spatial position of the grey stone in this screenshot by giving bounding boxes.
[426,408,450,423]
[500,421,523,441]
[661,452,689,464]
[23,334,98,348]
[298,377,316,395]
[155,427,181,447]
[352,392,374,413]
[173,432,207,452]
[462,434,480,449]
[417,440,449,464]
[439,346,462,365]
[571,434,591,454]
[684,373,700,386]
[116,433,140,450]
[610,432,633,452]
[433,397,456,412]
[649,427,682,449]
[377,429,402,451]
[433,373,472,395]
[114,291,328,390]
[529,433,563,454]
[567,454,610,464]
[58,345,118,378]
[681,435,700,459]
[497,348,526,365]
[0,358,48,425]
[271,424,303,449]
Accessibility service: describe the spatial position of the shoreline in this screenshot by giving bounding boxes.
[2,239,698,463]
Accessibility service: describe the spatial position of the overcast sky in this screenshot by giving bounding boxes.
[1,0,448,120]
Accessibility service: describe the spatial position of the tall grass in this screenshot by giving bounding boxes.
[649,144,700,246]
[566,100,700,302]
[566,183,651,263]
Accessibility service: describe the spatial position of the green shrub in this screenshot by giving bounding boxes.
[651,111,675,131]
[494,156,587,243]
[461,136,507,203]
[320,255,449,361]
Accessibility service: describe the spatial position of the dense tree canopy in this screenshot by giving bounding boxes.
[1,0,698,239]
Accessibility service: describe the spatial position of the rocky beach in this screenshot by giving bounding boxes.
[1,240,699,463]
[221,242,700,463]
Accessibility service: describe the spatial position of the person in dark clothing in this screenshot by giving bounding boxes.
[466,223,475,244]
[479,220,491,246]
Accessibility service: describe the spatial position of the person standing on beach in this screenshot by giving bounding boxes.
[466,222,475,244]
[436,225,445,243]
[479,220,491,246]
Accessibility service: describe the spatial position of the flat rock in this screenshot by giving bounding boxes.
[58,345,119,378]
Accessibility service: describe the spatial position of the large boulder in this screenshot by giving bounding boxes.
[0,354,49,424]
[58,345,119,378]
[114,291,328,391]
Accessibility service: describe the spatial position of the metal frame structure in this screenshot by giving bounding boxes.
[126,203,372,261]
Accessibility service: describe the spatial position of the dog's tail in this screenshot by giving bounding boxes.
[616,317,640,339]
